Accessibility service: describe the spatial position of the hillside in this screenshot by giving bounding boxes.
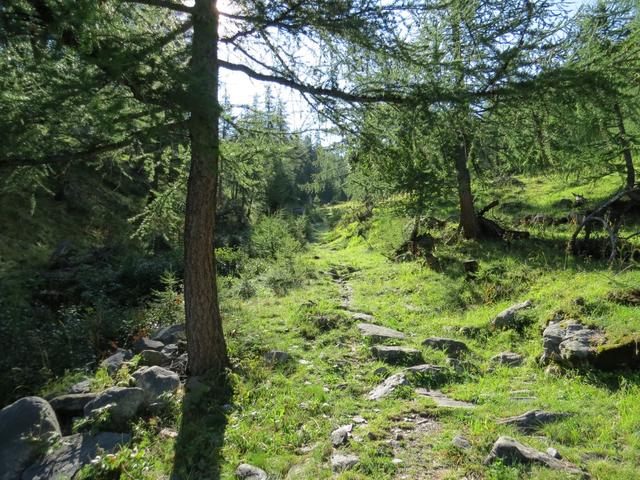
[1,174,636,479]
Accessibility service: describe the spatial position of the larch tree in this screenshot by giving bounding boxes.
[0,0,422,377]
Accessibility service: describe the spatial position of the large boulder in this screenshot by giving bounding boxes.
[357,323,405,342]
[421,337,468,357]
[371,345,423,365]
[133,366,181,406]
[541,321,640,370]
[83,387,144,426]
[49,393,98,434]
[491,300,533,330]
[484,436,584,475]
[49,393,98,417]
[21,432,131,480]
[0,397,61,480]
[151,324,186,345]
[67,379,92,394]
[132,337,164,354]
[100,349,133,376]
[139,349,171,367]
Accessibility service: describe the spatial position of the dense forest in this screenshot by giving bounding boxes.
[0,1,639,479]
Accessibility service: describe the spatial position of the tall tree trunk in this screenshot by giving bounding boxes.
[613,102,635,189]
[455,134,480,239]
[184,0,229,376]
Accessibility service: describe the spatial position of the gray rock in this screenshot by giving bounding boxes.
[49,393,98,416]
[21,432,130,480]
[452,435,472,450]
[83,387,144,425]
[161,344,179,357]
[0,397,61,480]
[352,312,375,322]
[371,345,423,365]
[497,410,571,432]
[373,366,389,376]
[236,463,267,479]
[415,389,475,408]
[541,321,610,367]
[547,447,562,459]
[132,337,164,353]
[422,337,469,357]
[406,364,446,375]
[357,323,405,342]
[68,379,92,394]
[491,352,524,367]
[139,349,171,367]
[330,424,353,447]
[367,372,408,400]
[491,300,533,329]
[133,366,180,406]
[263,350,291,365]
[331,453,359,472]
[151,324,186,345]
[484,436,584,475]
[100,348,133,375]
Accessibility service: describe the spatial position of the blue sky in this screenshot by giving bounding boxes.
[219,0,587,133]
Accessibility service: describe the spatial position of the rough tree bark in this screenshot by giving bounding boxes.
[613,102,635,189]
[455,134,481,239]
[184,0,229,376]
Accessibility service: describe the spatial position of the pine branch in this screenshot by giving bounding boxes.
[123,0,193,14]
[218,59,407,104]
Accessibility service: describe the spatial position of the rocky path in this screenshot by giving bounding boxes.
[319,252,586,479]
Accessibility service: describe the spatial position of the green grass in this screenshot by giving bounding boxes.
[63,174,640,479]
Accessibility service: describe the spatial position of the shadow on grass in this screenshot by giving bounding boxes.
[171,374,232,480]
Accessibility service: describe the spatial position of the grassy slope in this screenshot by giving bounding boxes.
[72,174,640,479]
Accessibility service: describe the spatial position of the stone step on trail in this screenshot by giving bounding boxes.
[422,337,469,357]
[371,345,423,365]
[358,322,406,342]
[367,365,446,400]
[497,410,572,432]
[415,389,476,408]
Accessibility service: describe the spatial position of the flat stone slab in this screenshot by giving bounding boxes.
[484,436,584,475]
[491,352,524,367]
[367,372,408,400]
[415,389,475,408]
[497,410,571,432]
[372,345,423,365]
[358,323,405,342]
